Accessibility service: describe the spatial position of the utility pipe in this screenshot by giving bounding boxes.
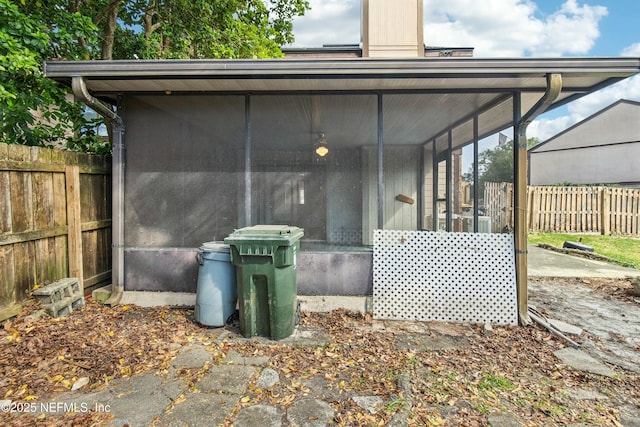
[514,73,562,325]
[72,77,125,306]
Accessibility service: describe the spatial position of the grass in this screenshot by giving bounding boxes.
[478,374,516,391]
[528,232,640,269]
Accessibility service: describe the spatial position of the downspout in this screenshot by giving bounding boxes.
[72,77,125,306]
[514,73,562,325]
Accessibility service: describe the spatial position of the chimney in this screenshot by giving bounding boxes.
[362,0,424,58]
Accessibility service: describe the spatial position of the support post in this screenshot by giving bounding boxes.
[473,115,479,232]
[514,73,562,326]
[377,93,384,229]
[432,140,438,230]
[244,95,252,227]
[446,130,452,232]
[109,122,125,305]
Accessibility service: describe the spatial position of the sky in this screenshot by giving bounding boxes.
[288,0,640,142]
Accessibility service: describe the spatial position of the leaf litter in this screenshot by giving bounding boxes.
[0,282,638,426]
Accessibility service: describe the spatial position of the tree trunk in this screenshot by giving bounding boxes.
[100,0,121,60]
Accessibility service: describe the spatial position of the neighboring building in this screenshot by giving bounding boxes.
[529,99,640,187]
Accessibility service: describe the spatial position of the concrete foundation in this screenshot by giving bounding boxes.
[124,248,374,296]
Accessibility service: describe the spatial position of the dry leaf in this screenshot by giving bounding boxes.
[71,377,90,391]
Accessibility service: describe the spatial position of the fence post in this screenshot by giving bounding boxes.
[600,187,610,236]
[528,186,537,231]
[65,165,83,286]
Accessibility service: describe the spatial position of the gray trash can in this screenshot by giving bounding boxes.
[194,242,237,327]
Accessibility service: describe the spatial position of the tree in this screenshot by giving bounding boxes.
[0,0,107,152]
[1,0,309,152]
[78,0,310,60]
[464,137,539,194]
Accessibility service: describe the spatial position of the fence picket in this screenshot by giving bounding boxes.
[484,182,640,237]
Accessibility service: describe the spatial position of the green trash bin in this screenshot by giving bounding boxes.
[224,225,304,340]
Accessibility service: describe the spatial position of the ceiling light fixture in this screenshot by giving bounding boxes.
[315,133,329,157]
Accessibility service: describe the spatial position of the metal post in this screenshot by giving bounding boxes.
[473,115,479,232]
[418,145,424,229]
[514,73,563,325]
[432,140,437,231]
[244,95,252,227]
[377,93,384,229]
[446,130,452,232]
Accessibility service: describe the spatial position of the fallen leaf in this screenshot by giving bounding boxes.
[71,377,90,391]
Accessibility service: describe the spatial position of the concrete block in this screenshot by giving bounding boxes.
[33,278,82,304]
[44,295,85,318]
[91,285,112,302]
[33,278,84,318]
[33,278,81,300]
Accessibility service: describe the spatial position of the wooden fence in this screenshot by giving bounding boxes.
[484,182,640,236]
[0,142,111,321]
[484,182,514,233]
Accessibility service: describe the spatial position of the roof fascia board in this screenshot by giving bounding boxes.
[43,57,640,80]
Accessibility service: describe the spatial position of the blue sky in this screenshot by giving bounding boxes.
[290,0,640,141]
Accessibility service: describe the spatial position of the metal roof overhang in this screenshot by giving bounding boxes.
[44,57,640,148]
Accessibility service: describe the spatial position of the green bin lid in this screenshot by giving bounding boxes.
[225,225,304,245]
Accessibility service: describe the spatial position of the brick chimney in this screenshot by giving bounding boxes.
[362,0,424,58]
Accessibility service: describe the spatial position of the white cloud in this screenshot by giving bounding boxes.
[425,0,607,57]
[289,0,360,47]
[292,1,608,56]
[527,115,574,142]
[425,0,543,56]
[531,0,607,56]
[622,43,640,56]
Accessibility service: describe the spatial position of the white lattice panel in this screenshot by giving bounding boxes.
[373,230,517,325]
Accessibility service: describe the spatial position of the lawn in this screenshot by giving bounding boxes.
[528,232,640,269]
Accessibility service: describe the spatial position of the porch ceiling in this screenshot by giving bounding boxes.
[45,57,640,147]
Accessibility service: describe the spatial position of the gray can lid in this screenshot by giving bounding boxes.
[200,241,231,253]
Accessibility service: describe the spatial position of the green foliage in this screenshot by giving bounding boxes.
[478,140,514,187]
[463,139,513,194]
[464,136,539,194]
[479,374,516,391]
[385,397,407,413]
[119,0,310,59]
[1,0,309,152]
[0,0,106,152]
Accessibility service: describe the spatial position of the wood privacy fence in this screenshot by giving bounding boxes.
[0,142,111,321]
[484,182,514,233]
[484,182,640,236]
